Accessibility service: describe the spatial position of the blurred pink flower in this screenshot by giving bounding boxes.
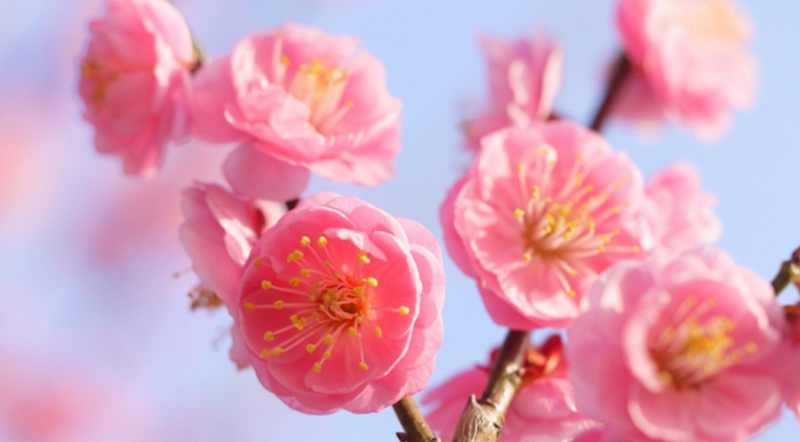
[644,162,722,260]
[190,23,402,201]
[234,193,444,414]
[441,122,654,329]
[615,0,758,142]
[423,335,598,442]
[78,0,194,178]
[463,31,563,150]
[179,182,286,369]
[571,427,638,442]
[567,247,785,441]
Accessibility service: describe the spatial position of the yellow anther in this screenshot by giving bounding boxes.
[568,290,576,298]
[254,258,264,268]
[359,362,369,371]
[310,294,317,302]
[375,327,383,338]
[290,315,298,322]
[273,348,284,356]
[300,236,311,247]
[523,253,532,262]
[324,334,334,345]
[261,280,272,290]
[244,303,255,312]
[264,331,274,341]
[319,304,327,312]
[289,277,301,287]
[301,317,308,325]
[346,100,354,108]
[569,269,578,276]
[323,350,331,359]
[274,300,285,310]
[358,252,371,264]
[366,277,378,287]
[398,306,410,315]
[261,349,273,358]
[280,54,290,66]
[544,225,554,234]
[318,236,328,247]
[517,165,524,173]
[746,342,758,353]
[586,184,594,193]
[600,235,611,244]
[301,269,311,278]
[599,246,607,253]
[356,316,364,324]
[545,197,553,203]
[613,229,620,235]
[612,207,621,214]
[349,326,358,337]
[514,208,525,219]
[632,246,641,253]
[333,272,341,279]
[615,182,622,190]
[293,250,304,260]
[577,154,585,161]
[324,261,332,268]
[659,371,673,385]
[353,286,365,296]
[313,362,322,373]
[306,344,317,353]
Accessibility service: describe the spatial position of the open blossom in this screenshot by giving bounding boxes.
[441,121,653,329]
[179,182,286,368]
[191,23,402,201]
[423,336,597,442]
[644,162,722,260]
[464,31,563,150]
[568,247,785,441]
[234,193,444,414]
[614,0,758,142]
[79,0,195,178]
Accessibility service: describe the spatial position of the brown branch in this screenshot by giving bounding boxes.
[589,52,631,133]
[451,330,531,442]
[772,246,800,295]
[393,396,441,442]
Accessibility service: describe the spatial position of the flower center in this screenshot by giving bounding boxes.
[242,235,409,375]
[512,148,639,297]
[81,60,120,105]
[651,296,758,389]
[665,0,749,44]
[270,35,354,134]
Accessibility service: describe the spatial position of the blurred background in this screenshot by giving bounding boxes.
[1,0,799,440]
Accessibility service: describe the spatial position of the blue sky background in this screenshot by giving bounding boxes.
[1,0,799,440]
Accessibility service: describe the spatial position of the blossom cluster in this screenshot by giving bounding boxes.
[76,0,800,441]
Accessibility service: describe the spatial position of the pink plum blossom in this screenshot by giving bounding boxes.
[190,23,402,201]
[234,193,444,414]
[179,182,286,368]
[441,121,654,329]
[78,0,195,178]
[614,0,758,142]
[423,335,598,442]
[644,162,722,260]
[567,247,785,441]
[464,31,563,150]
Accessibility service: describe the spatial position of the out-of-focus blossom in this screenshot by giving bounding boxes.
[441,122,653,329]
[78,0,195,178]
[190,23,402,201]
[614,0,758,142]
[568,247,785,441]
[570,427,638,442]
[423,335,598,442]
[644,162,722,260]
[179,182,286,368]
[0,351,154,442]
[463,31,563,150]
[235,193,444,414]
